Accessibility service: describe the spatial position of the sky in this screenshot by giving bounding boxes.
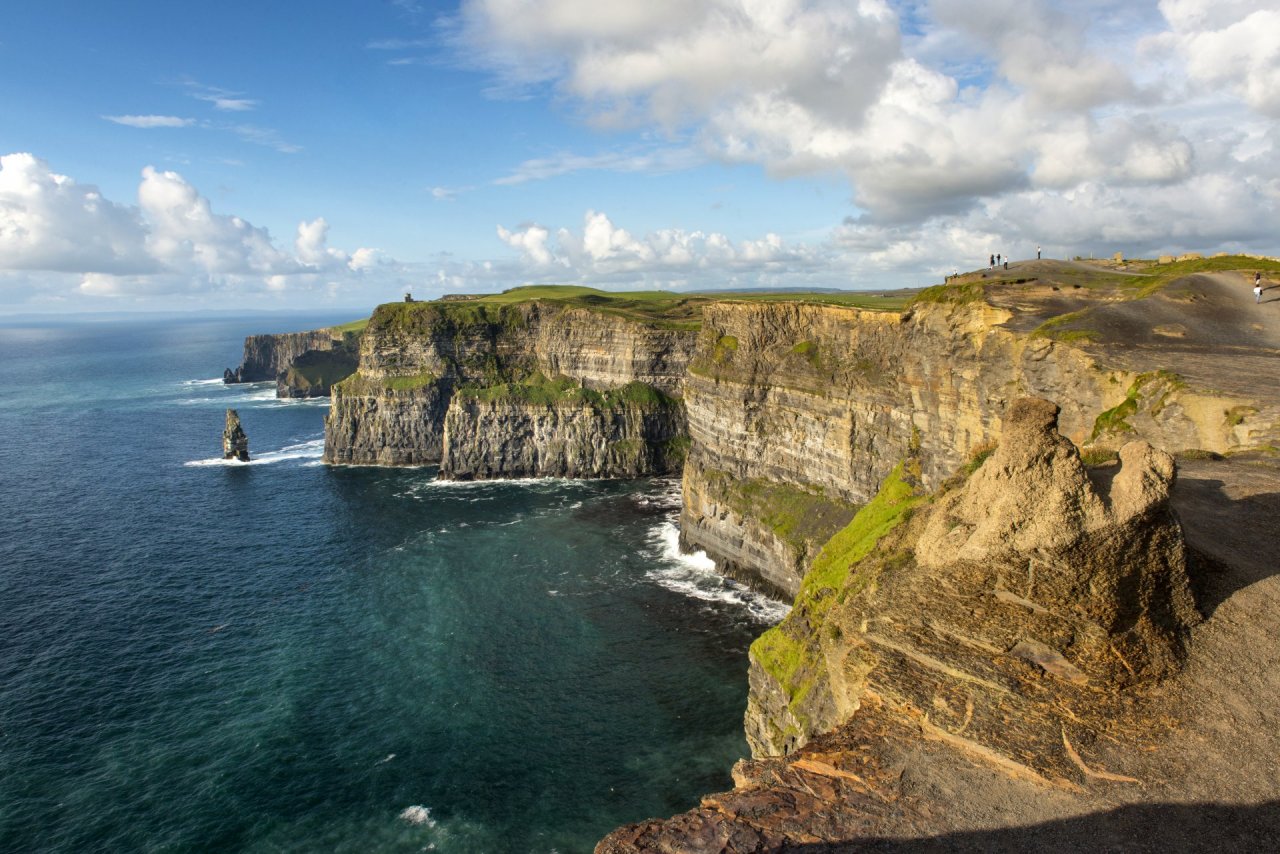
[1,0,1277,313]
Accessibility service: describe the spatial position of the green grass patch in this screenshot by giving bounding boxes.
[713,334,739,363]
[1091,370,1185,440]
[909,282,986,306]
[1031,309,1100,342]
[790,340,822,368]
[1225,405,1258,428]
[329,317,370,335]
[1080,447,1120,466]
[334,370,440,395]
[749,462,926,724]
[701,471,857,555]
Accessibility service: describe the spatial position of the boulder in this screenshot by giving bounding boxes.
[916,397,1197,682]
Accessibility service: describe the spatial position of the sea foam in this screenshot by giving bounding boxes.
[184,438,325,467]
[645,521,790,624]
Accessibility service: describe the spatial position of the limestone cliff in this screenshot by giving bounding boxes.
[322,297,698,476]
[600,399,1204,852]
[678,291,1262,596]
[225,329,341,383]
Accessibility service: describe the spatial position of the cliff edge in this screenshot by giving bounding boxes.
[599,408,1280,853]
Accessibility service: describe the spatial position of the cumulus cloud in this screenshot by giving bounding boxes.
[495,210,821,287]
[457,0,1280,242]
[0,153,386,304]
[1150,0,1280,117]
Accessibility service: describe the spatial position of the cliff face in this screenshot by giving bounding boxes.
[441,392,686,479]
[600,400,1204,853]
[322,300,698,476]
[678,297,1245,595]
[226,329,341,383]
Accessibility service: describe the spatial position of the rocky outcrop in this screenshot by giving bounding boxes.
[601,399,1202,851]
[744,398,1197,760]
[222,409,249,461]
[323,300,699,475]
[225,329,341,383]
[679,297,1246,594]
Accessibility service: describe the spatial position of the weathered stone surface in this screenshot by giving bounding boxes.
[744,397,1197,766]
[222,408,249,461]
[916,398,1198,682]
[323,301,698,475]
[225,329,341,384]
[678,294,1251,595]
[440,395,686,479]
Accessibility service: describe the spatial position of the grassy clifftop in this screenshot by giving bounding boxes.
[370,285,910,333]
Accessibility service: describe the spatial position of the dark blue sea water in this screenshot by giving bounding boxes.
[0,315,785,853]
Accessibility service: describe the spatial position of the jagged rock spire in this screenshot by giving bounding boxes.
[222,409,250,462]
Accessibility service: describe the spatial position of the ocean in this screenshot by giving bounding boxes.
[0,314,785,853]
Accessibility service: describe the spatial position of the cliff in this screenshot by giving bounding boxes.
[599,429,1280,854]
[230,262,1280,849]
[224,322,364,397]
[596,258,1280,852]
[322,291,700,476]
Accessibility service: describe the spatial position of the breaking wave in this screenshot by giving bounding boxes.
[644,520,790,624]
[184,438,325,467]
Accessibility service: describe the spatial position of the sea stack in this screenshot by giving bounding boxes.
[222,409,250,462]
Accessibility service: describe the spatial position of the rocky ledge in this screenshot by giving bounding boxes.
[600,399,1280,852]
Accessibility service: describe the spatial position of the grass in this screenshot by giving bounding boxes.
[334,370,439,394]
[790,340,821,368]
[365,285,910,336]
[330,317,370,335]
[749,461,926,733]
[910,282,986,306]
[1091,370,1185,440]
[700,471,858,556]
[1030,310,1101,343]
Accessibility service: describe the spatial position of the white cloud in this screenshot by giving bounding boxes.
[181,80,260,112]
[230,125,302,153]
[103,115,196,128]
[497,221,554,265]
[458,0,1280,238]
[1151,0,1280,117]
[496,210,823,286]
[0,152,157,274]
[0,153,388,305]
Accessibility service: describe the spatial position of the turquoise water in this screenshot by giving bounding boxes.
[0,316,785,853]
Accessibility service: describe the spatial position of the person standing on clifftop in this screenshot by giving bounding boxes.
[990,254,995,268]
[1037,245,1042,259]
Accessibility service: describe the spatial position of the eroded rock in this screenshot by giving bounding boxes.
[222,409,249,462]
[916,397,1197,682]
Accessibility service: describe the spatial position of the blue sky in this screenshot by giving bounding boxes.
[1,0,1277,311]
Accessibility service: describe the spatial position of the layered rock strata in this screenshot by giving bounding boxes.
[323,300,698,477]
[679,297,1242,595]
[744,398,1197,759]
[224,329,343,383]
[601,399,1201,851]
[222,408,249,461]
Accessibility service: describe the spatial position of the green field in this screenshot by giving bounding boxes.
[375,285,912,331]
